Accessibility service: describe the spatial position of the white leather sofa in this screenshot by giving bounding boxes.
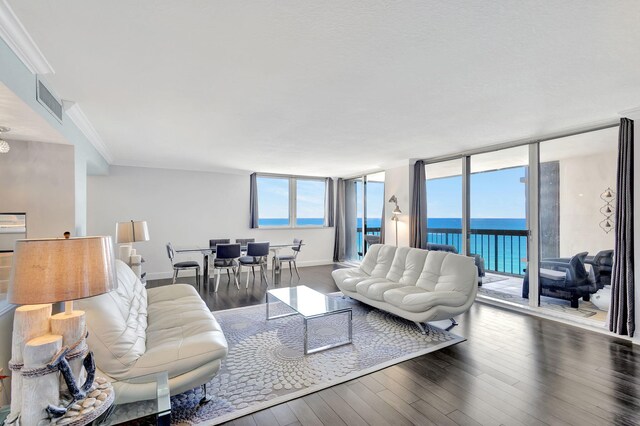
[76,260,228,404]
[332,244,477,333]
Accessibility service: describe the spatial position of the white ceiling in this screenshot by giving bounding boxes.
[5,1,640,176]
[0,83,67,145]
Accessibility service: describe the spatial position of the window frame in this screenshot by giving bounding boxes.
[256,173,330,229]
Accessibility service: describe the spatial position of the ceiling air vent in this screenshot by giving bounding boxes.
[36,77,63,123]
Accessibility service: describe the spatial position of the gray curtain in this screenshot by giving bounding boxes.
[249,173,259,229]
[610,118,635,337]
[326,178,335,227]
[410,160,427,248]
[380,201,386,244]
[333,178,346,262]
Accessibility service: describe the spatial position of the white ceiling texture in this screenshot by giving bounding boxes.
[5,1,640,176]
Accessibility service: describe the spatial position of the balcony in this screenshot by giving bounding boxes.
[427,227,528,276]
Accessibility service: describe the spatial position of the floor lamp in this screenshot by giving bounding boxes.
[389,195,402,246]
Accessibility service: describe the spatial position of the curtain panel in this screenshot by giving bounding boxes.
[610,118,635,337]
[249,173,259,229]
[326,178,335,227]
[410,160,427,248]
[333,178,346,262]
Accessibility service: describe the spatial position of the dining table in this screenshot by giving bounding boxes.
[175,242,304,288]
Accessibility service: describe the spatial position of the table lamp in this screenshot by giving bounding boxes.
[116,220,149,280]
[6,236,117,425]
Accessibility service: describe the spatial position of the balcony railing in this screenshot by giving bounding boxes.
[428,227,528,276]
[356,227,381,257]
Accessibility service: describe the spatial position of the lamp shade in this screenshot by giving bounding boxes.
[116,220,150,243]
[392,206,402,215]
[8,236,117,305]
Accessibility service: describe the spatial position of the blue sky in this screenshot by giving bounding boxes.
[258,167,526,220]
[257,177,327,219]
[428,166,527,219]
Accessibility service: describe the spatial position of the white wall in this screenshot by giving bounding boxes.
[0,139,75,239]
[384,164,411,247]
[0,140,75,393]
[558,151,617,256]
[87,166,335,278]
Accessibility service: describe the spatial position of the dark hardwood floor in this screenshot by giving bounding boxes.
[147,265,640,426]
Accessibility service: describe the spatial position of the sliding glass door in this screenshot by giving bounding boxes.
[345,177,364,261]
[423,125,618,325]
[345,173,385,262]
[537,127,618,320]
[470,146,529,300]
[426,159,464,252]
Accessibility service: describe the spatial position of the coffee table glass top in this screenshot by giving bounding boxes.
[267,286,349,317]
[95,371,170,425]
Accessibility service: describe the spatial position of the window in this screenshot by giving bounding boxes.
[296,179,326,226]
[257,176,290,227]
[256,175,329,228]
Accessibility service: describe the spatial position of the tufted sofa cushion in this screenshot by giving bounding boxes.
[332,244,477,325]
[77,260,148,376]
[77,259,228,401]
[385,247,429,286]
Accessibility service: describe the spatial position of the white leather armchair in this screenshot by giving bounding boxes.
[333,244,477,333]
[76,260,228,404]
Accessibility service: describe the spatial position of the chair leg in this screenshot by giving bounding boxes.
[196,267,200,290]
[172,269,178,284]
[199,383,211,406]
[215,269,221,292]
[233,267,240,289]
[289,261,293,277]
[245,265,251,289]
[293,260,300,279]
[261,264,269,286]
[414,322,428,335]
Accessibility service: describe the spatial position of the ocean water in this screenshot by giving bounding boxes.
[259,217,527,230]
[258,217,528,274]
[259,218,325,227]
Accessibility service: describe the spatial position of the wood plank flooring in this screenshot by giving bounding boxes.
[147,265,640,426]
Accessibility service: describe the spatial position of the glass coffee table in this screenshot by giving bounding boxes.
[95,371,171,425]
[266,285,353,354]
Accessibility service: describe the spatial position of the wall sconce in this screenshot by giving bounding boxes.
[388,195,402,246]
[599,187,615,234]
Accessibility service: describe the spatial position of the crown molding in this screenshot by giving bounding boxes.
[65,103,113,164]
[619,107,640,121]
[0,0,54,74]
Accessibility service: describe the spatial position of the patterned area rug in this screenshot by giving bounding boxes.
[170,295,464,425]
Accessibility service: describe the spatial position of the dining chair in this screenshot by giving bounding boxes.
[235,238,255,256]
[273,238,303,280]
[166,242,200,289]
[209,238,230,248]
[209,238,231,280]
[212,243,241,292]
[238,242,270,288]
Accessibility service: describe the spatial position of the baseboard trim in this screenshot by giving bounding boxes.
[146,260,334,281]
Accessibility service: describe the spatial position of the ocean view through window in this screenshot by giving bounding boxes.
[426,152,529,277]
[256,175,330,227]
